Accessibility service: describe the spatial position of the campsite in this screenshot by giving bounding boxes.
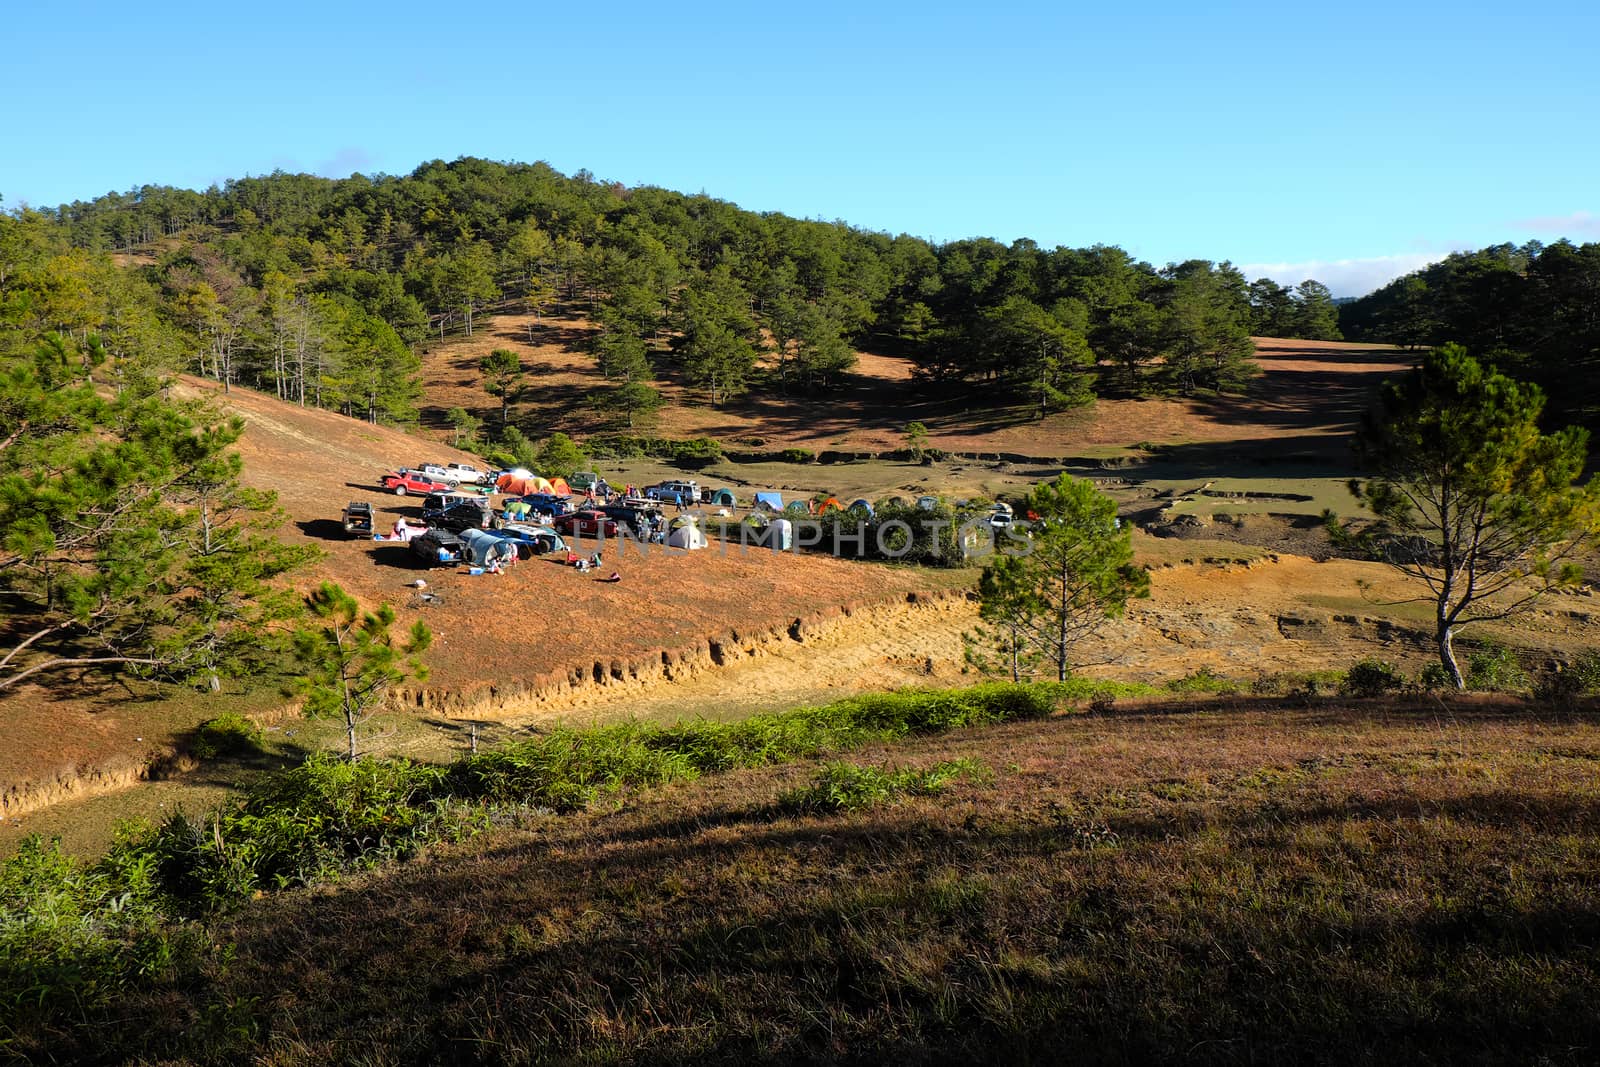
[6,38,1600,1057]
[8,333,1598,856]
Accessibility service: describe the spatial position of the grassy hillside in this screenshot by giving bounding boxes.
[19,692,1600,1065]
[418,313,1410,458]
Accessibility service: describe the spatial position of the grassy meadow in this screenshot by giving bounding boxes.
[8,684,1600,1065]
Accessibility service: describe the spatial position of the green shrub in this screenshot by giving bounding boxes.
[1417,662,1453,691]
[0,834,195,1039]
[777,758,986,814]
[1466,643,1528,692]
[132,754,478,916]
[1342,658,1408,697]
[1251,669,1344,698]
[778,447,815,464]
[190,714,263,760]
[1166,667,1243,695]
[450,684,1057,808]
[480,450,517,470]
[1532,652,1600,707]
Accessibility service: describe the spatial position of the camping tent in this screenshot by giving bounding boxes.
[547,476,572,497]
[765,517,794,550]
[754,491,783,512]
[848,498,875,516]
[709,487,737,507]
[665,524,708,550]
[783,500,809,515]
[816,496,844,515]
[496,473,554,496]
[461,528,517,566]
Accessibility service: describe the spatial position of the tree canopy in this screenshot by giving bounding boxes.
[1336,345,1600,688]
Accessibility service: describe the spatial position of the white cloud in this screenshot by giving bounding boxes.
[1237,253,1454,299]
[316,147,376,179]
[1514,210,1600,236]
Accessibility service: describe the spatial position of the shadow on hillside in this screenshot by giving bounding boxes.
[138,744,1600,1066]
[296,519,353,541]
[368,543,429,569]
[1189,366,1396,435]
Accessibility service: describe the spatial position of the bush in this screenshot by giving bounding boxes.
[0,834,197,1043]
[1532,652,1600,707]
[190,714,263,760]
[481,449,517,470]
[1166,667,1243,695]
[450,683,1057,809]
[777,758,985,814]
[1342,658,1408,697]
[131,754,478,916]
[1466,643,1529,692]
[778,448,815,464]
[1414,662,1450,691]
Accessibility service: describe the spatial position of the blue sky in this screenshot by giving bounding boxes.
[3,1,1596,295]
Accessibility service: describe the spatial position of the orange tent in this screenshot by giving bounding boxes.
[548,476,572,497]
[496,473,554,496]
[816,496,844,515]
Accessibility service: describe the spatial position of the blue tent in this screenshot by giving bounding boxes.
[754,491,783,511]
[460,528,517,567]
[848,498,875,516]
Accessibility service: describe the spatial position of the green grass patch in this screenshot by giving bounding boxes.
[777,758,987,814]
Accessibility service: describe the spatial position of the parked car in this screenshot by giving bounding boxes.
[569,471,601,492]
[430,501,496,533]
[553,509,620,537]
[422,491,479,519]
[443,462,488,484]
[988,502,1014,529]
[599,504,662,536]
[644,480,700,507]
[341,501,374,538]
[382,471,452,496]
[515,492,574,517]
[411,529,464,566]
[411,463,465,487]
[492,523,567,558]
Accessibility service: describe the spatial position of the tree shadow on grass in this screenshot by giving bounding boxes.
[115,773,1600,1067]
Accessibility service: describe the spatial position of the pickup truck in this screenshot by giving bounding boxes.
[443,462,488,484]
[411,463,466,487]
[382,471,452,496]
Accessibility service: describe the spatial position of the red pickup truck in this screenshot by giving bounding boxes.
[381,471,451,495]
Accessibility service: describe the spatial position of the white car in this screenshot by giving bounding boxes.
[412,463,463,486]
[444,462,488,484]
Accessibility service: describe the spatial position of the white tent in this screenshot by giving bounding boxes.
[766,518,794,550]
[665,524,708,550]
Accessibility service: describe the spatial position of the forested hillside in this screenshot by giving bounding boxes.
[10,158,1353,442]
[1340,241,1600,425]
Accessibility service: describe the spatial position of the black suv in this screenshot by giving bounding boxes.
[431,501,495,534]
[599,504,662,537]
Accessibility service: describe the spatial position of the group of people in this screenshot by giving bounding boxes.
[562,549,620,581]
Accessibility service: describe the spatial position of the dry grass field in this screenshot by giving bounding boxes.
[415,308,1411,457]
[48,695,1600,1065]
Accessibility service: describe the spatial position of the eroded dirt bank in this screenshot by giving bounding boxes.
[11,552,1596,823]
